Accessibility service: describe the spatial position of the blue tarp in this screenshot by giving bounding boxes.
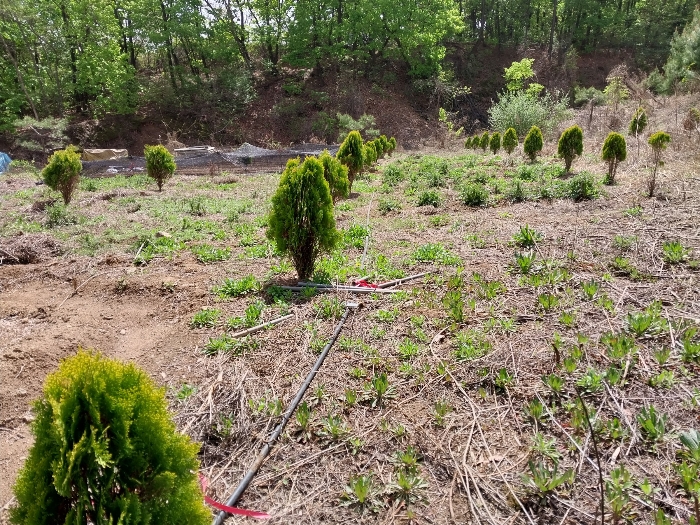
[0,153,10,174]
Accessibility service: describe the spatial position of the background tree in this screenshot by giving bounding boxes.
[145,145,176,191]
[601,132,627,184]
[10,350,210,525]
[523,126,543,162]
[647,131,671,196]
[557,125,584,172]
[266,157,340,280]
[629,107,648,156]
[336,131,364,192]
[42,146,82,204]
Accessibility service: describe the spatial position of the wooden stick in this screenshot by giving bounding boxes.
[230,314,294,338]
[280,285,400,293]
[377,271,431,288]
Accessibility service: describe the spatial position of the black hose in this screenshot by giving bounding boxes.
[212,306,355,525]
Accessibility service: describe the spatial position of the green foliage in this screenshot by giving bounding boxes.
[523,126,543,162]
[213,274,259,298]
[489,132,501,154]
[629,107,648,136]
[512,224,542,247]
[504,58,535,92]
[489,91,572,137]
[601,132,627,184]
[42,146,82,205]
[522,461,574,498]
[363,141,377,167]
[656,9,700,93]
[464,137,472,148]
[502,128,518,154]
[604,74,629,112]
[567,172,598,201]
[573,86,606,107]
[191,244,231,263]
[336,113,379,141]
[319,150,350,202]
[460,182,489,206]
[557,125,583,171]
[637,405,668,442]
[267,157,340,280]
[417,189,441,207]
[662,240,691,264]
[10,351,209,525]
[144,145,176,192]
[479,131,490,151]
[336,130,365,192]
[647,131,671,196]
[190,308,221,328]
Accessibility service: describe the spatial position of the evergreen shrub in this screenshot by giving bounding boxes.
[144,144,176,191]
[42,146,82,205]
[601,132,627,184]
[523,126,544,162]
[557,125,584,172]
[10,351,210,525]
[267,157,340,280]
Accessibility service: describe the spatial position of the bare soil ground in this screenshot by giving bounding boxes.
[1,100,700,524]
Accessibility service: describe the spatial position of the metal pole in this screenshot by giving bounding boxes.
[212,304,358,525]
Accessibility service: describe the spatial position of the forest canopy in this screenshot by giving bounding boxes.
[0,0,697,128]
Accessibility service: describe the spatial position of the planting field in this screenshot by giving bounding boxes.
[1,129,700,524]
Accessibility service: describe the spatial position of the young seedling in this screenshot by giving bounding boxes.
[521,461,574,499]
[662,240,691,264]
[637,406,668,442]
[512,224,543,247]
[340,474,382,511]
[647,131,671,197]
[432,399,452,427]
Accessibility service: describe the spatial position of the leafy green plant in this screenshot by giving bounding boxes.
[413,243,460,265]
[662,240,691,264]
[190,307,221,328]
[514,251,536,274]
[42,146,82,204]
[494,368,514,391]
[647,131,671,197]
[213,274,259,298]
[512,224,543,247]
[637,405,668,442]
[389,468,428,503]
[629,107,648,139]
[601,332,638,362]
[191,244,231,263]
[576,368,604,393]
[432,399,452,426]
[606,465,634,525]
[443,289,464,323]
[454,330,492,360]
[460,182,489,206]
[537,293,560,311]
[315,296,344,319]
[568,172,598,201]
[340,474,382,510]
[318,414,349,441]
[581,280,600,300]
[417,189,441,207]
[543,374,565,395]
[397,339,420,360]
[367,372,392,407]
[144,144,176,191]
[378,198,401,214]
[523,126,544,162]
[557,125,583,172]
[228,300,265,329]
[521,461,574,498]
[10,351,210,525]
[489,91,571,137]
[267,157,340,280]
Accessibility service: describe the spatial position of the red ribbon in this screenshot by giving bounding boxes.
[354,279,378,288]
[199,474,271,520]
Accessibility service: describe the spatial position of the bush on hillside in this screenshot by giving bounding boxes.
[629,107,648,137]
[42,146,82,205]
[464,137,472,148]
[319,150,350,202]
[601,132,627,184]
[647,131,671,197]
[267,157,340,280]
[387,137,397,154]
[144,144,176,191]
[460,182,489,206]
[489,132,501,155]
[502,127,518,155]
[489,91,572,138]
[557,125,584,172]
[336,130,364,192]
[479,132,490,151]
[364,141,377,167]
[523,126,544,162]
[10,351,210,525]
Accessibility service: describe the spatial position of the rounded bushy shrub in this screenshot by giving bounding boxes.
[464,137,472,149]
[460,182,489,206]
[10,351,210,525]
[378,135,389,156]
[568,172,598,201]
[557,125,584,172]
[387,137,397,154]
[144,144,176,191]
[373,138,385,158]
[647,131,671,197]
[417,189,441,207]
[42,146,82,205]
[319,150,350,202]
[503,128,518,155]
[629,107,648,137]
[479,132,490,151]
[489,132,501,155]
[601,132,627,185]
[523,126,543,162]
[364,141,377,167]
[336,130,364,191]
[267,157,340,280]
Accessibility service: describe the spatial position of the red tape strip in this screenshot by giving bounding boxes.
[199,474,271,520]
[355,279,378,289]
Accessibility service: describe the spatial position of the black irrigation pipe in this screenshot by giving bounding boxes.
[212,302,359,525]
